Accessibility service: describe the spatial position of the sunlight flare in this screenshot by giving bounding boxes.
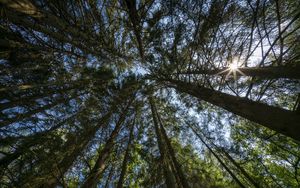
[218,59,246,80]
[229,60,239,71]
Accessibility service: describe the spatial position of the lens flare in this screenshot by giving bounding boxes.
[217,59,245,80]
[229,61,239,71]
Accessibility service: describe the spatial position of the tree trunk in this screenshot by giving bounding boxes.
[155,106,190,188]
[123,0,144,59]
[104,166,114,188]
[169,79,300,141]
[116,121,135,188]
[197,126,260,187]
[81,100,133,188]
[0,0,114,59]
[188,124,246,188]
[221,148,260,188]
[177,65,300,79]
[149,97,176,188]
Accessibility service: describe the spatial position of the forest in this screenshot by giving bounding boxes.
[0,0,300,187]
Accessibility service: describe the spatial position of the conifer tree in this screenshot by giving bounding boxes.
[1,0,300,187]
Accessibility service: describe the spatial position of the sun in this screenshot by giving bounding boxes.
[217,59,245,80]
[229,60,239,71]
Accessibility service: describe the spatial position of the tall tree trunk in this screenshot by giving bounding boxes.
[155,105,190,188]
[116,120,135,188]
[123,0,144,59]
[104,166,114,188]
[188,124,246,188]
[168,79,300,141]
[176,65,300,79]
[149,97,176,188]
[81,100,133,188]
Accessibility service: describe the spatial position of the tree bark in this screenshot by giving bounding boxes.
[155,106,190,188]
[188,124,246,188]
[197,126,260,187]
[123,0,144,59]
[0,0,120,60]
[149,97,176,188]
[81,100,133,188]
[177,65,300,79]
[116,120,135,188]
[169,79,300,141]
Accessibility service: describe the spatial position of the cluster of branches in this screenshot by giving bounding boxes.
[0,0,300,187]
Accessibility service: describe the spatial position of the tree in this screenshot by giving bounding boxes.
[1,0,300,187]
[82,95,135,188]
[176,65,300,79]
[164,79,300,141]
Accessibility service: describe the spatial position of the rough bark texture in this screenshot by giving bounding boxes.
[170,79,300,141]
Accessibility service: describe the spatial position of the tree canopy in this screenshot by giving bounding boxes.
[0,0,300,187]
